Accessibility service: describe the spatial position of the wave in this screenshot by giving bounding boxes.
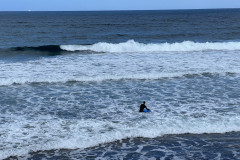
[12,45,63,52]
[0,45,87,57]
[1,40,240,57]
[0,45,66,58]
[1,114,240,159]
[60,40,240,53]
[0,71,238,86]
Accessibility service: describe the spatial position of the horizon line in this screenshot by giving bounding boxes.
[0,7,240,12]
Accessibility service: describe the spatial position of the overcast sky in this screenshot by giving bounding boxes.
[1,0,240,11]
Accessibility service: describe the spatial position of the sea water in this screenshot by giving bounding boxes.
[0,9,240,159]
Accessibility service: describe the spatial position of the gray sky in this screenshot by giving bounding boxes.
[0,0,240,11]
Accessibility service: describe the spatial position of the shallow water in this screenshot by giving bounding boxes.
[5,132,240,160]
[1,73,240,159]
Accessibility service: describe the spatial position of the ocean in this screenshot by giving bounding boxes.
[0,9,240,159]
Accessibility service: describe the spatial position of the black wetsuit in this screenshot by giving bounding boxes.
[139,103,149,112]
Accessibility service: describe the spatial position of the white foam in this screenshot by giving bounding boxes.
[0,49,240,86]
[0,70,239,86]
[60,40,240,53]
[1,114,240,159]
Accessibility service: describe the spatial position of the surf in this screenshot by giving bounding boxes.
[0,71,239,86]
[1,40,240,57]
[1,114,240,160]
[60,40,240,53]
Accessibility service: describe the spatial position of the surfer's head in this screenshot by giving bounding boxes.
[143,101,145,104]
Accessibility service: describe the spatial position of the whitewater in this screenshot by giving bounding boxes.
[1,40,240,159]
[1,9,240,159]
[61,40,240,52]
[1,40,240,86]
[1,110,240,159]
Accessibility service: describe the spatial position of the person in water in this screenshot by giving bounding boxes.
[139,101,150,112]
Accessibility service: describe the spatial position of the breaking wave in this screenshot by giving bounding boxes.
[60,40,240,53]
[1,40,240,56]
[1,115,240,159]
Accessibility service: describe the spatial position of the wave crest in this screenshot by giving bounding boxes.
[60,40,240,53]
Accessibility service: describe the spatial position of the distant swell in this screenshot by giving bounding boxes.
[60,40,240,53]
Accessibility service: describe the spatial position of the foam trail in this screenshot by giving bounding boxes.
[60,40,240,52]
[0,71,239,86]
